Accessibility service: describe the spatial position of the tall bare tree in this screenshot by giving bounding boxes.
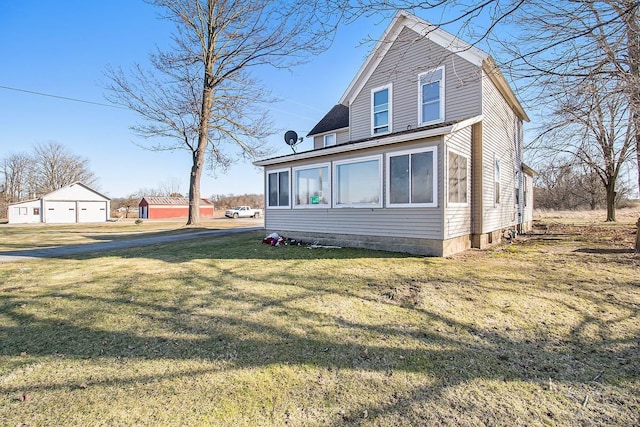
[1,142,97,200]
[31,141,97,194]
[1,153,33,203]
[106,0,341,225]
[532,76,635,221]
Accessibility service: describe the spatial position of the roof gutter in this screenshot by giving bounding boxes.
[254,115,483,167]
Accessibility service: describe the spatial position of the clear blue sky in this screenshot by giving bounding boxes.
[1,1,398,199]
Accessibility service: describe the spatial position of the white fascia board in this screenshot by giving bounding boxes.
[254,115,483,167]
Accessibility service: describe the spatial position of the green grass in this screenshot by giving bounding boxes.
[0,219,638,425]
[0,217,260,250]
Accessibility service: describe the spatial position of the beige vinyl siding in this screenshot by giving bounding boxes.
[444,126,472,238]
[481,72,519,233]
[350,27,482,142]
[313,130,350,149]
[264,137,445,240]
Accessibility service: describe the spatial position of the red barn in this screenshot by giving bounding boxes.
[138,197,215,219]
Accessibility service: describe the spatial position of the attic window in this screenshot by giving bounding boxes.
[371,84,392,135]
[324,134,336,147]
[419,66,445,126]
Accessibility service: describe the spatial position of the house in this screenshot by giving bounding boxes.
[254,11,535,256]
[138,197,214,219]
[7,182,110,224]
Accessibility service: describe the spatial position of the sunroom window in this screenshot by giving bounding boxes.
[294,164,330,207]
[448,151,468,205]
[387,147,437,207]
[267,169,290,208]
[334,156,382,207]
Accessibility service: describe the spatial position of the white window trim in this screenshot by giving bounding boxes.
[333,154,383,208]
[323,133,337,147]
[292,162,331,209]
[266,167,291,209]
[447,148,469,207]
[494,155,501,207]
[371,84,392,136]
[385,146,438,208]
[418,66,445,127]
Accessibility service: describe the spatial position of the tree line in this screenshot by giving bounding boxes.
[1,141,97,217]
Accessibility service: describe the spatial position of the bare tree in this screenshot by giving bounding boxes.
[158,177,183,197]
[1,153,33,203]
[32,141,98,194]
[532,76,635,221]
[106,0,342,225]
[1,142,97,202]
[534,159,632,211]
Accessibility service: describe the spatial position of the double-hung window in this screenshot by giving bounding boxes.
[267,168,290,208]
[293,163,330,208]
[371,84,392,135]
[386,147,438,207]
[448,150,468,205]
[334,155,383,208]
[419,66,445,125]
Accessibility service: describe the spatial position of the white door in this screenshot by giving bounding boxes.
[78,201,107,222]
[45,201,76,223]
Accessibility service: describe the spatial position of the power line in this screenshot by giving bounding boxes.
[0,85,127,109]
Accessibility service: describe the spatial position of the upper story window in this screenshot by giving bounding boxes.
[324,133,336,147]
[267,168,290,208]
[386,147,438,208]
[419,66,445,126]
[334,155,383,208]
[293,163,330,208]
[448,150,468,205]
[371,84,392,135]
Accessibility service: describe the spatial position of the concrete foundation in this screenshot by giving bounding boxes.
[268,230,472,257]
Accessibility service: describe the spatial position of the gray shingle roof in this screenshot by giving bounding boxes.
[307,104,349,137]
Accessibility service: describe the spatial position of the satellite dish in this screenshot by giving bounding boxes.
[284,130,303,153]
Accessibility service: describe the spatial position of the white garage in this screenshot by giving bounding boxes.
[8,182,111,224]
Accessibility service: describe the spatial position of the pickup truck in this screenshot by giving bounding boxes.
[224,206,263,219]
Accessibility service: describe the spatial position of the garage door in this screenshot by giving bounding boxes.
[45,201,76,223]
[78,201,107,223]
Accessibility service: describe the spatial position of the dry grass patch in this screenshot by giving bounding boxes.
[0,217,638,425]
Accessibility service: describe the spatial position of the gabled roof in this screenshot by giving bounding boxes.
[307,104,349,137]
[338,10,529,122]
[142,197,213,206]
[43,182,111,201]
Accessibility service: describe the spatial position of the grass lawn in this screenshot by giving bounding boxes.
[0,217,262,250]
[0,214,638,426]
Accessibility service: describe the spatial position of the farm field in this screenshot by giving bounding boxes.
[0,211,638,425]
